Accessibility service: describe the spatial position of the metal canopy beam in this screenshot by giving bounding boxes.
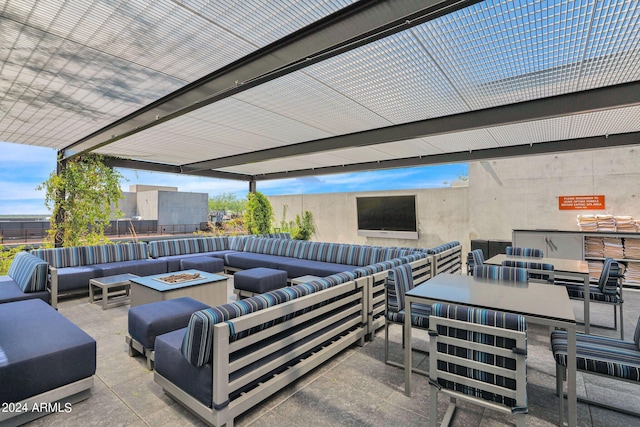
[181,80,640,173]
[254,131,640,180]
[101,158,253,181]
[62,0,479,160]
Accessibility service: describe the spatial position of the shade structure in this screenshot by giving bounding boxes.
[1,0,640,181]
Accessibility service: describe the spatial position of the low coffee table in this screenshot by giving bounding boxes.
[129,269,228,307]
[89,273,137,310]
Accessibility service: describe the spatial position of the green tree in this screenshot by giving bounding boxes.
[208,192,246,215]
[0,246,24,275]
[292,211,315,240]
[38,154,124,247]
[243,191,273,235]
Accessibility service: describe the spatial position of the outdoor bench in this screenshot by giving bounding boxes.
[0,299,96,426]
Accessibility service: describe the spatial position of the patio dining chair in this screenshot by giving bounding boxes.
[468,249,485,276]
[429,302,528,427]
[556,258,624,339]
[473,265,529,283]
[502,260,555,284]
[506,246,544,258]
[385,263,430,374]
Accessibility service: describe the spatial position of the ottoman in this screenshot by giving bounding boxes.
[234,267,288,299]
[0,299,96,426]
[179,256,224,274]
[126,297,210,370]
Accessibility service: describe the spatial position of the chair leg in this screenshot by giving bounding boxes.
[556,363,565,426]
[619,303,624,340]
[429,384,439,427]
[384,320,390,363]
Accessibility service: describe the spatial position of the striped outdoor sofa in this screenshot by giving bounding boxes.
[32,242,167,308]
[153,270,368,427]
[551,316,640,423]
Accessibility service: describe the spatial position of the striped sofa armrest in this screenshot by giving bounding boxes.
[8,252,49,293]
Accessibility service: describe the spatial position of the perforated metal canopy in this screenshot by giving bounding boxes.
[2,0,640,183]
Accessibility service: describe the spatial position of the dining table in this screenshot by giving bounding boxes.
[484,254,591,333]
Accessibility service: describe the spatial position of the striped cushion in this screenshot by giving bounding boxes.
[180,276,344,367]
[564,284,621,303]
[198,236,228,252]
[83,243,149,264]
[31,247,81,268]
[149,238,200,258]
[431,303,527,408]
[228,235,253,251]
[387,264,414,312]
[470,249,484,267]
[505,246,543,258]
[427,241,461,254]
[551,330,640,382]
[8,252,49,293]
[386,304,431,328]
[598,258,621,295]
[473,265,528,282]
[502,260,554,281]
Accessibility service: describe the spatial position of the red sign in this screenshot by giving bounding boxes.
[558,195,605,210]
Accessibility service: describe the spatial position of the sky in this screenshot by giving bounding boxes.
[0,141,468,216]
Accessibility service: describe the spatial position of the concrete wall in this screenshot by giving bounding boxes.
[468,146,640,242]
[117,192,139,218]
[267,146,640,255]
[268,186,469,252]
[156,191,208,228]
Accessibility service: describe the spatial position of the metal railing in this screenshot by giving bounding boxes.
[0,222,206,246]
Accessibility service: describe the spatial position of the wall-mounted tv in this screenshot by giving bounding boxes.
[356,195,418,239]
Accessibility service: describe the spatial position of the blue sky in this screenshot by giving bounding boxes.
[0,141,468,215]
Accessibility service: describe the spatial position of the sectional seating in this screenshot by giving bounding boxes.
[0,251,49,304]
[154,271,368,427]
[32,243,168,308]
[0,299,96,426]
[30,236,461,311]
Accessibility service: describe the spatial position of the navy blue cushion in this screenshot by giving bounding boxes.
[155,328,214,407]
[0,276,49,304]
[128,297,210,349]
[98,258,168,277]
[224,252,292,270]
[55,265,103,291]
[276,258,353,278]
[206,250,237,260]
[0,299,96,403]
[180,256,224,273]
[234,268,287,293]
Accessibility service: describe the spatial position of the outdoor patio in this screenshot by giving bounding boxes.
[22,276,640,427]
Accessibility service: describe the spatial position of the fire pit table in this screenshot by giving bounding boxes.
[129,269,228,307]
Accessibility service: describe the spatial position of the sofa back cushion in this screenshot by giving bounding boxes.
[31,247,82,268]
[149,238,200,258]
[83,243,149,264]
[198,236,228,252]
[9,252,49,293]
[228,235,254,251]
[180,272,354,367]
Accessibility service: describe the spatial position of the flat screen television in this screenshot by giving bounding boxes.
[356,195,418,239]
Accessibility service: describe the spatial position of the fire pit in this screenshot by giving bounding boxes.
[154,272,202,285]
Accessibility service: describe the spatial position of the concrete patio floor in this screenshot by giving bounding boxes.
[23,276,640,427]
